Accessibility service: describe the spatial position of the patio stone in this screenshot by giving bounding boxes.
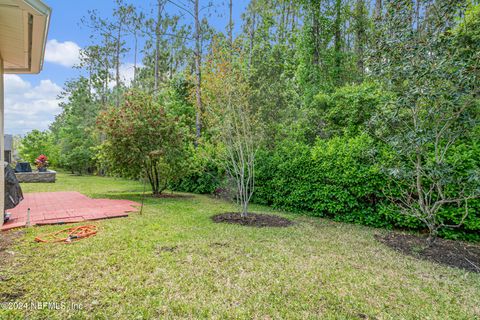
[2,191,139,231]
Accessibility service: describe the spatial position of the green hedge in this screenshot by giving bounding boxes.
[170,144,225,194]
[171,160,222,194]
[255,135,391,225]
[254,135,480,241]
[172,133,479,241]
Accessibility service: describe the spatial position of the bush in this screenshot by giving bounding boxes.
[170,143,225,194]
[255,135,386,222]
[171,159,223,194]
[98,90,189,195]
[254,134,480,241]
[436,127,480,241]
[313,82,391,137]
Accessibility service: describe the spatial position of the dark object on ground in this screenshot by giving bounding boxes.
[211,212,293,228]
[376,233,480,273]
[157,245,178,253]
[14,162,32,173]
[5,164,23,211]
[150,193,192,199]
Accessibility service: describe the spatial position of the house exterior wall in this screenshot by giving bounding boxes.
[0,57,5,227]
[0,1,51,227]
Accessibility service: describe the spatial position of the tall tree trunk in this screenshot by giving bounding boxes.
[284,3,289,43]
[290,1,297,49]
[354,0,366,79]
[415,0,421,32]
[333,0,342,84]
[154,0,162,96]
[88,64,93,98]
[279,1,286,43]
[169,47,174,80]
[133,31,138,83]
[228,0,233,49]
[115,22,122,107]
[374,0,382,21]
[312,10,320,66]
[103,44,109,106]
[249,10,256,68]
[194,0,203,147]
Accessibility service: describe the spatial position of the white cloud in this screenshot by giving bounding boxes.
[120,63,137,86]
[44,39,81,67]
[4,75,63,135]
[108,63,142,89]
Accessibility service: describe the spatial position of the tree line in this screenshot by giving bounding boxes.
[19,0,480,241]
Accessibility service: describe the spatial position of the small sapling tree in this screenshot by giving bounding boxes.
[203,44,261,217]
[222,90,259,218]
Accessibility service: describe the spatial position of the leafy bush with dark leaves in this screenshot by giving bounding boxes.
[254,134,480,241]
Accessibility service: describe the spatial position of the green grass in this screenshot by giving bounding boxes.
[1,173,479,319]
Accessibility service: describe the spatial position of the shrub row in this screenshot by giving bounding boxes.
[253,135,479,241]
[173,134,479,241]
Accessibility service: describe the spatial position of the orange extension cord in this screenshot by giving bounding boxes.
[34,225,98,243]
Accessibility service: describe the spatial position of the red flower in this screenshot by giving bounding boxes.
[35,154,49,169]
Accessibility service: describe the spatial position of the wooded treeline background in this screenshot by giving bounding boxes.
[19,0,480,240]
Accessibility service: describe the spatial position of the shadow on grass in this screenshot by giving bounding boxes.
[89,192,198,203]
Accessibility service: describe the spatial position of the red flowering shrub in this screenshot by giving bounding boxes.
[97,90,190,195]
[35,154,49,169]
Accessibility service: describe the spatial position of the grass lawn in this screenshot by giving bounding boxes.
[1,173,479,319]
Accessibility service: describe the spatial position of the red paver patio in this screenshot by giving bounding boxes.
[2,191,139,231]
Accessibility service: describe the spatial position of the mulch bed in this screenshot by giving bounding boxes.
[150,193,193,199]
[211,212,293,228]
[376,233,480,273]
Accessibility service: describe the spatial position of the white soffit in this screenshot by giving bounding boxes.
[0,0,51,74]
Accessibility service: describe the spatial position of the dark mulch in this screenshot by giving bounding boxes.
[376,233,480,273]
[150,193,193,199]
[211,212,293,228]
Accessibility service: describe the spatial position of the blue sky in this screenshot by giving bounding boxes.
[6,0,249,135]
